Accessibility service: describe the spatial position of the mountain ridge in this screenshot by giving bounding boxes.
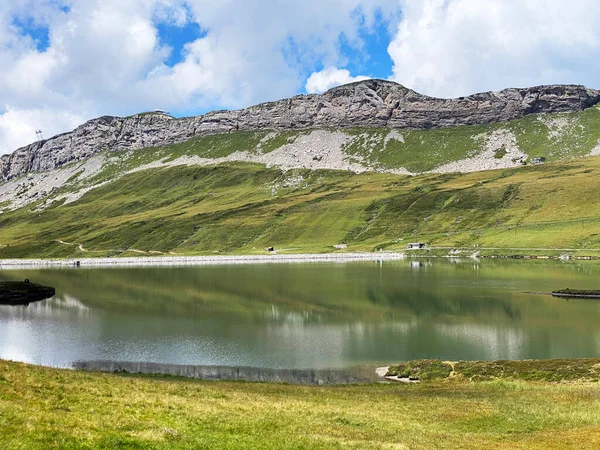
[2,80,599,182]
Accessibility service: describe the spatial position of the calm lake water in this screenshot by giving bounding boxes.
[1,259,600,370]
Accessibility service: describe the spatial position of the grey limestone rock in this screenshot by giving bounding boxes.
[1,80,599,181]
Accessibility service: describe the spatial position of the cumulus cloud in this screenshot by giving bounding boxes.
[305,67,370,93]
[0,107,84,154]
[145,0,400,108]
[0,0,174,152]
[2,0,600,155]
[388,0,600,98]
[0,0,399,153]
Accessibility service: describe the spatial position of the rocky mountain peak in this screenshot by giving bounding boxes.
[325,78,413,98]
[1,80,599,181]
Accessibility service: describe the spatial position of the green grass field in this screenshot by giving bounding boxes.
[2,154,600,258]
[1,359,600,449]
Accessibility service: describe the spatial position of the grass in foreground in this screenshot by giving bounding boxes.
[2,359,600,449]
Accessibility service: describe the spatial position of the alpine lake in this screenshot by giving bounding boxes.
[1,259,600,372]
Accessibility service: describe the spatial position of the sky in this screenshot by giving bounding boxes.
[1,0,599,154]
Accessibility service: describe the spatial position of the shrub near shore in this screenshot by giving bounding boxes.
[387,358,600,383]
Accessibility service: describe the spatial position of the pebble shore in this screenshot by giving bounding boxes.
[0,252,407,269]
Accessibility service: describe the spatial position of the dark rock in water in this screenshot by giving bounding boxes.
[552,288,600,299]
[0,280,55,305]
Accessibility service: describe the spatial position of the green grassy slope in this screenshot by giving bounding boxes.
[2,106,600,258]
[365,105,600,172]
[2,154,600,258]
[2,359,600,449]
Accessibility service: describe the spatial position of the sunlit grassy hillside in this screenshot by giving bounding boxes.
[1,105,600,258]
[2,152,600,258]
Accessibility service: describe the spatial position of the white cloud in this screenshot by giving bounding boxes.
[0,107,84,155]
[148,0,400,108]
[305,67,370,93]
[388,0,600,98]
[2,0,600,156]
[0,0,399,153]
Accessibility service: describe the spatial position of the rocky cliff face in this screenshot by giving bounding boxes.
[2,80,599,181]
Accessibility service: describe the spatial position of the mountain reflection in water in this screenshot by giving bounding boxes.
[1,259,600,369]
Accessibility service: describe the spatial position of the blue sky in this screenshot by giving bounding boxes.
[12,16,51,52]
[337,23,395,81]
[155,20,206,69]
[152,3,397,106]
[1,0,599,154]
[153,19,398,84]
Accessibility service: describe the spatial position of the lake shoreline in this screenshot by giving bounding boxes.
[0,252,410,268]
[7,357,600,385]
[2,250,600,268]
[5,357,600,386]
[72,357,600,384]
[72,360,383,385]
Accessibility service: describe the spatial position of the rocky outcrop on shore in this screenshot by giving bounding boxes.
[2,80,599,181]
